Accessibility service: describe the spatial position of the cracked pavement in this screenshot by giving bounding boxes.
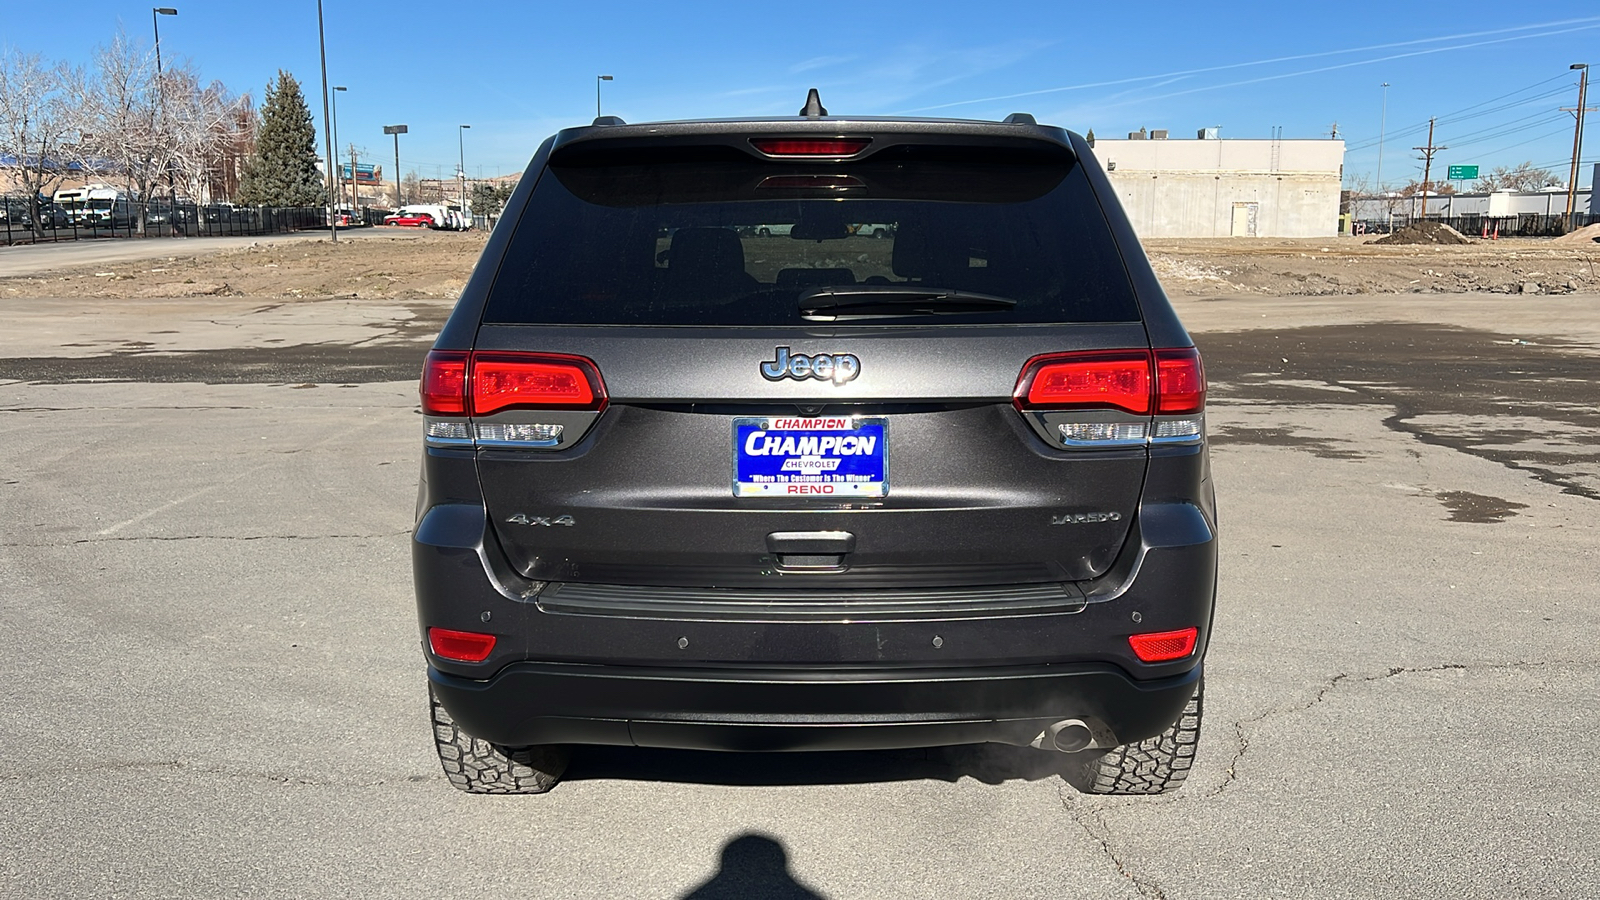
[2,292,1599,898]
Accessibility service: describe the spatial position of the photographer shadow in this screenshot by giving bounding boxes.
[680,834,825,900]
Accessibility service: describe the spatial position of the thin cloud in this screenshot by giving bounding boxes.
[790,55,855,74]
[902,15,1600,113]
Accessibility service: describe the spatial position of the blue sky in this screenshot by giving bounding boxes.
[4,1,1597,187]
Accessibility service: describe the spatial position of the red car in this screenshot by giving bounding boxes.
[384,211,435,228]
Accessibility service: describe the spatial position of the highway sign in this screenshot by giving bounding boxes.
[1447,165,1479,181]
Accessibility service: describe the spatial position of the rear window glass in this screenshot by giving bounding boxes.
[484,147,1139,326]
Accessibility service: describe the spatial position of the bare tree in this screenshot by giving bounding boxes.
[76,30,238,231]
[0,48,81,237]
[76,29,166,232]
[1472,161,1562,192]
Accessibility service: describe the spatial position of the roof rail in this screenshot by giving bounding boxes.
[1003,113,1037,125]
[592,115,626,126]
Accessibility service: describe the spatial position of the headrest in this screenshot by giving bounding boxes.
[668,227,745,274]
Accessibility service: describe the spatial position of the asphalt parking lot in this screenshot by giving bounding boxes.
[1,289,1597,898]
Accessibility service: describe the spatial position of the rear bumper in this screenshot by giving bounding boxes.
[429,660,1201,751]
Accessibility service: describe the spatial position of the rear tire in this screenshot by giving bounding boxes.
[1064,680,1202,795]
[430,686,569,794]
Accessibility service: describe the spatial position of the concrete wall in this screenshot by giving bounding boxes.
[1086,138,1345,238]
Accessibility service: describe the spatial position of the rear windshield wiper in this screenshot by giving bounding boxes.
[798,285,1018,321]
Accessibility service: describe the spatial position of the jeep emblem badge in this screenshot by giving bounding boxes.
[760,346,860,385]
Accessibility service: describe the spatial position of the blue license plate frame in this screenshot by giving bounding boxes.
[732,416,889,498]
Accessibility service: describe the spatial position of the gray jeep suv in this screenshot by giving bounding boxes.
[414,93,1216,795]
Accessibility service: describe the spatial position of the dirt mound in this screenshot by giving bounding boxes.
[1551,222,1600,245]
[1371,221,1473,245]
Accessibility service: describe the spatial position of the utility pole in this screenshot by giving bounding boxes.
[1564,63,1592,228]
[1413,118,1446,222]
[1378,82,1390,232]
[316,0,337,242]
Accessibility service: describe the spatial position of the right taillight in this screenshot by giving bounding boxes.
[1155,347,1206,414]
[1014,351,1153,414]
[1014,347,1205,447]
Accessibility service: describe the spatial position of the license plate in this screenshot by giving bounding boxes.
[733,416,888,498]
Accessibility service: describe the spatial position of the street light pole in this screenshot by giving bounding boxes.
[597,74,613,119]
[332,86,347,213]
[458,124,471,227]
[152,8,176,77]
[1565,64,1591,228]
[315,0,338,241]
[152,8,177,232]
[384,125,408,207]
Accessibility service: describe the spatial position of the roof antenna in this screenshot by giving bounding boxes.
[800,88,827,118]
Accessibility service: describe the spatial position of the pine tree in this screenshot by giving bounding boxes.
[237,70,325,207]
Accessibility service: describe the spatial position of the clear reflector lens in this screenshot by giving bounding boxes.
[425,420,471,441]
[1154,418,1202,439]
[474,423,565,446]
[1059,422,1149,444]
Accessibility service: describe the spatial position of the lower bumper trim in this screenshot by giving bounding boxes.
[429,661,1201,752]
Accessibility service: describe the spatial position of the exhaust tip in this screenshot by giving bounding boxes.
[1050,720,1094,753]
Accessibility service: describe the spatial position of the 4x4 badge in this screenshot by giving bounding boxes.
[760,346,860,385]
[506,514,575,527]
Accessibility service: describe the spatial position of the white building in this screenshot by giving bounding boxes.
[1086,131,1345,238]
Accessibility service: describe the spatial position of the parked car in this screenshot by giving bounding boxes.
[414,96,1215,796]
[384,209,436,227]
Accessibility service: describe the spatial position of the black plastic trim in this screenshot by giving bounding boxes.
[428,660,1201,751]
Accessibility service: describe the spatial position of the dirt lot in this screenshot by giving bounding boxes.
[4,229,1600,300]
[1146,235,1600,296]
[0,230,490,301]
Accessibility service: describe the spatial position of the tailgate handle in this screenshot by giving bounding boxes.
[766,531,855,555]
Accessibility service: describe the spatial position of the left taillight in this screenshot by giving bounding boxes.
[420,351,607,417]
[420,350,468,415]
[470,352,606,415]
[421,351,607,449]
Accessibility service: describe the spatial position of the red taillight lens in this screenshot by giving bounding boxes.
[1128,627,1199,662]
[428,627,497,662]
[420,350,468,415]
[471,352,605,416]
[1014,351,1152,414]
[1155,347,1206,414]
[750,138,872,157]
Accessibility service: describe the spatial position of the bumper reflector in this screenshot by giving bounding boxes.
[1128,627,1199,662]
[428,627,497,663]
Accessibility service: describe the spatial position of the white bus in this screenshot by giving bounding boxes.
[52,184,134,227]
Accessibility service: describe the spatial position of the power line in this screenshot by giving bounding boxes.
[1345,74,1571,150]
